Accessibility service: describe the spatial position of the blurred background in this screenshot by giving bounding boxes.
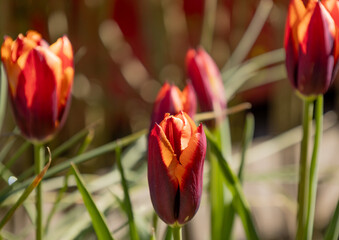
[1,0,339,239]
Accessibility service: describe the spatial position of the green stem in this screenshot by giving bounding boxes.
[209,128,225,240]
[205,127,259,240]
[223,113,255,239]
[34,144,45,240]
[200,0,217,52]
[296,99,313,240]
[305,95,323,239]
[172,226,182,240]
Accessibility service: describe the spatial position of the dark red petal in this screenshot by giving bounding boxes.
[149,83,183,131]
[197,48,226,110]
[285,35,299,88]
[12,48,58,142]
[176,124,206,224]
[297,3,335,95]
[182,81,197,118]
[148,124,178,225]
[284,0,307,89]
[186,48,214,112]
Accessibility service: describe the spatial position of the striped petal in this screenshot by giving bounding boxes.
[297,2,335,94]
[176,124,206,224]
[148,124,179,225]
[13,48,60,141]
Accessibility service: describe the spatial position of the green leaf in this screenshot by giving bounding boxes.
[1,141,30,173]
[204,126,259,240]
[222,113,255,239]
[0,147,52,230]
[0,63,8,131]
[70,163,114,240]
[0,128,147,204]
[45,129,95,234]
[115,146,139,240]
[325,200,339,240]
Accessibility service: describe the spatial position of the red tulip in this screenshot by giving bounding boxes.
[284,0,339,96]
[150,82,197,130]
[186,47,226,123]
[1,31,74,143]
[148,111,206,225]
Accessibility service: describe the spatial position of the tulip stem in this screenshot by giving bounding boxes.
[172,226,182,240]
[296,99,314,240]
[305,95,323,239]
[200,0,217,52]
[34,144,45,240]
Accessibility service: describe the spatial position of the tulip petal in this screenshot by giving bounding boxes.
[148,124,179,225]
[284,0,307,87]
[11,35,40,63]
[297,2,335,94]
[198,48,226,109]
[323,0,339,79]
[176,124,206,224]
[13,48,60,141]
[182,81,197,118]
[49,36,74,122]
[49,36,73,70]
[150,83,184,131]
[1,36,21,96]
[159,115,185,158]
[57,67,73,125]
[186,49,214,112]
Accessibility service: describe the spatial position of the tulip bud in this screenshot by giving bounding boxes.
[1,31,74,143]
[186,47,226,124]
[150,82,197,131]
[284,0,339,96]
[148,111,206,226]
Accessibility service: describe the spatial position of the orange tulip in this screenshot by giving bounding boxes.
[284,0,339,95]
[148,112,206,225]
[1,31,74,142]
[150,82,196,131]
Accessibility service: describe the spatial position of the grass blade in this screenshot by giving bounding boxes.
[0,138,16,164]
[45,128,95,234]
[325,200,339,240]
[222,113,255,239]
[0,63,8,131]
[115,146,139,240]
[70,163,114,240]
[0,129,147,204]
[2,141,30,171]
[205,126,259,240]
[0,147,52,230]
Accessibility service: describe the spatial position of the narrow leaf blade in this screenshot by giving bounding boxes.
[205,126,259,240]
[0,63,8,131]
[325,200,339,240]
[70,163,114,240]
[0,147,52,229]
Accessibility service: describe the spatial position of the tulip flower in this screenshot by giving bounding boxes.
[186,47,226,123]
[284,0,339,96]
[148,111,206,226]
[150,82,197,130]
[1,31,74,143]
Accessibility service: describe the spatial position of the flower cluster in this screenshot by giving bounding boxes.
[147,47,226,225]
